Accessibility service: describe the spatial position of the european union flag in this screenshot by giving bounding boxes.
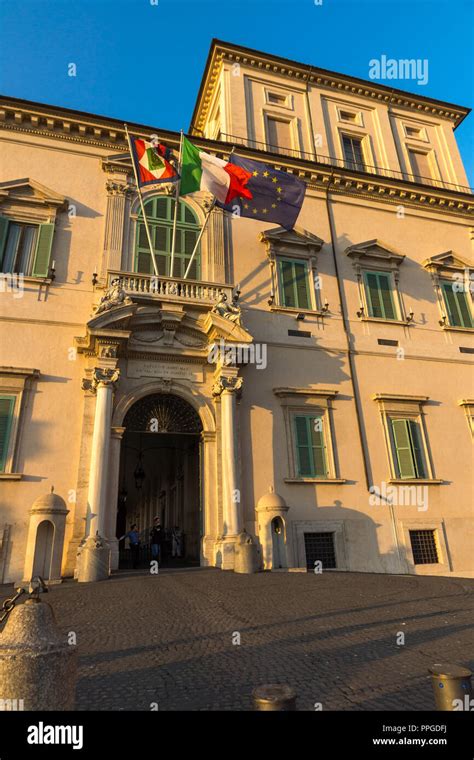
[218,155,306,230]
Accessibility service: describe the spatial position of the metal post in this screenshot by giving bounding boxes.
[253,684,296,711]
[429,663,473,711]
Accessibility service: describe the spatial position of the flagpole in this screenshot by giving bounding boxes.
[170,129,184,278]
[124,123,159,277]
[183,199,215,280]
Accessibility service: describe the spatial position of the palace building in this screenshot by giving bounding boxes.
[0,40,473,584]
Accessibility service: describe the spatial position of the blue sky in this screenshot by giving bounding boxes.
[1,0,473,184]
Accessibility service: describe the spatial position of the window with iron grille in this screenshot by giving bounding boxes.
[409,529,439,565]
[304,532,336,570]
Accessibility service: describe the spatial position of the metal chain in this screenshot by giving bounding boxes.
[0,587,25,624]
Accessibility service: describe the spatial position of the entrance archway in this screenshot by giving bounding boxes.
[117,393,203,569]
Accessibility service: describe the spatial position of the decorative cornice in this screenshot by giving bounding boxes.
[1,97,472,217]
[273,387,338,398]
[192,41,469,135]
[373,393,429,403]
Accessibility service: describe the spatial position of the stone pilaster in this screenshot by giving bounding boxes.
[212,368,243,569]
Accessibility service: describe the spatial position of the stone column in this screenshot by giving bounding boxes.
[82,368,120,539]
[213,369,243,568]
[106,426,125,570]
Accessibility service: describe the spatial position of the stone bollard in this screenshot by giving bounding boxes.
[253,684,296,711]
[0,587,77,710]
[234,530,260,574]
[429,663,473,711]
[77,533,110,583]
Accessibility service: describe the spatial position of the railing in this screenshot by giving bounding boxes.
[107,270,233,304]
[220,132,473,195]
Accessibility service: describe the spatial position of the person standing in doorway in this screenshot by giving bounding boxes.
[172,525,183,558]
[150,517,163,563]
[121,523,141,569]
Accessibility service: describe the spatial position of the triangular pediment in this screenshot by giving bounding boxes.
[259,226,324,252]
[422,251,472,271]
[345,239,404,265]
[0,178,67,208]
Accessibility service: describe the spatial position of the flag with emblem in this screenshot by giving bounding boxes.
[179,136,253,204]
[218,155,306,230]
[131,137,179,187]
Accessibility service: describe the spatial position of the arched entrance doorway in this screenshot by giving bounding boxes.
[117,393,203,569]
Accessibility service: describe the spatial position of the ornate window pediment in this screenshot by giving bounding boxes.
[345,239,405,268]
[0,178,66,212]
[422,251,472,274]
[259,226,324,258]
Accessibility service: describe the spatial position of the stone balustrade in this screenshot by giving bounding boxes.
[107,270,233,305]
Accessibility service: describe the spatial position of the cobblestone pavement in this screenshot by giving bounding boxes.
[1,569,473,711]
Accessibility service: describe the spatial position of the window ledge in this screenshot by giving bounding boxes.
[0,473,23,480]
[1,275,53,286]
[270,306,327,317]
[284,477,346,484]
[442,325,474,333]
[388,479,443,485]
[360,317,412,326]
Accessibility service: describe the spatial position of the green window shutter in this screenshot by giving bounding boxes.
[295,416,312,476]
[391,419,416,479]
[310,417,327,477]
[0,216,9,270]
[364,271,395,319]
[456,291,473,328]
[294,261,310,309]
[0,396,15,472]
[32,222,54,277]
[408,420,427,478]
[365,272,383,317]
[442,282,461,326]
[378,273,396,319]
[442,283,473,328]
[279,260,295,307]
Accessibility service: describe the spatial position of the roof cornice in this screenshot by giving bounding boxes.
[190,39,470,135]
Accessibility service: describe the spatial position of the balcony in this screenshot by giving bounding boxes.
[219,133,473,195]
[107,270,234,308]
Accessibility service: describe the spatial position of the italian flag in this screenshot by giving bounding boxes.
[131,137,178,186]
[180,136,253,204]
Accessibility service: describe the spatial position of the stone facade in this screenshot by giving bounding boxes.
[0,40,473,584]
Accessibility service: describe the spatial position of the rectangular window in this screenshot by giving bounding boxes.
[409,529,439,565]
[441,281,473,328]
[294,415,328,478]
[342,135,365,171]
[0,217,54,277]
[278,258,310,309]
[267,92,287,106]
[266,117,292,153]
[340,110,357,123]
[408,150,432,183]
[0,395,15,472]
[390,418,427,479]
[363,270,397,320]
[304,532,337,569]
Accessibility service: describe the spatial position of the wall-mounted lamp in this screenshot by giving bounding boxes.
[268,291,275,306]
[296,312,306,321]
[92,267,98,287]
[438,314,447,327]
[321,300,329,313]
[406,308,415,323]
[49,260,56,282]
[356,303,365,318]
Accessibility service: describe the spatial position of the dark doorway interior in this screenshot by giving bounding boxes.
[116,394,203,569]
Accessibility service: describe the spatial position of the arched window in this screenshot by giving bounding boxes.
[135,196,201,279]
